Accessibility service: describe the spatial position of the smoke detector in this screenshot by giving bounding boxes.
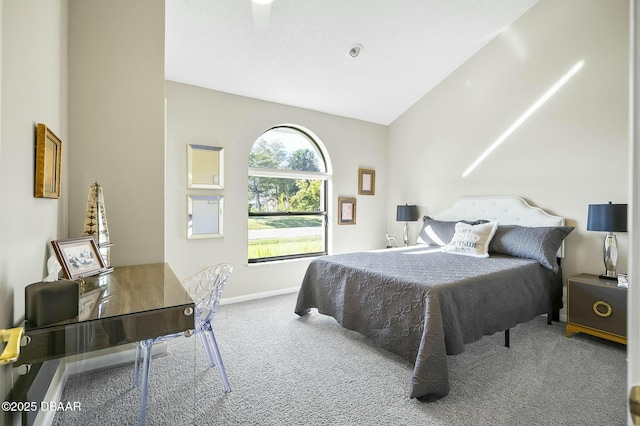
[348,44,363,58]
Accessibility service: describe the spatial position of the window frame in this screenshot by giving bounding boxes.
[248,126,329,263]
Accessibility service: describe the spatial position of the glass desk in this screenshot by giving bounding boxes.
[17,263,195,367]
[10,263,196,426]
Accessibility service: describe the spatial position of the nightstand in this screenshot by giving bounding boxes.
[566,274,627,345]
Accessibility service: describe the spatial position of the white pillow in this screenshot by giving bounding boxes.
[443,221,498,258]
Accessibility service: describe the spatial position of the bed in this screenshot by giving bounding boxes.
[295,196,573,401]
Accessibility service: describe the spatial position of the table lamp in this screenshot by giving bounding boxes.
[587,202,627,280]
[396,204,419,246]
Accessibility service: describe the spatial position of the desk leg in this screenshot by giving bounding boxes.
[138,339,154,426]
[131,342,141,388]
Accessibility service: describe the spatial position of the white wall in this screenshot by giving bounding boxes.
[0,0,69,321]
[387,0,630,282]
[68,0,165,266]
[0,0,68,424]
[165,82,388,298]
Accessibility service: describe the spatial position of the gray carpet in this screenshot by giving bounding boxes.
[53,293,627,425]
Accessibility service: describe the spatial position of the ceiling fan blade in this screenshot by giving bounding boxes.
[251,0,271,30]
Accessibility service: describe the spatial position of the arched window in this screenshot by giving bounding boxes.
[248,126,329,262]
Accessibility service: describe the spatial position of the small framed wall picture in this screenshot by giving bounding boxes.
[35,123,62,199]
[187,195,224,239]
[338,197,357,225]
[358,168,375,196]
[51,237,108,280]
[187,144,224,189]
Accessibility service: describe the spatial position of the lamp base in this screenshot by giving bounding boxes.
[403,222,410,246]
[598,274,618,281]
[601,232,618,282]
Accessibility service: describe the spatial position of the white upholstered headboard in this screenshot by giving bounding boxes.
[433,196,566,257]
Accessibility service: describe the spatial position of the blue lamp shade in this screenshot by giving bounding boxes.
[587,202,628,232]
[396,205,419,222]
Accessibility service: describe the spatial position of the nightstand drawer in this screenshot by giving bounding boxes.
[568,280,626,337]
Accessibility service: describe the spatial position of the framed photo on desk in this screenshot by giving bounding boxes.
[51,237,107,280]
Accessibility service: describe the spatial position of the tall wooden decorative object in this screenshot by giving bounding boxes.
[83,182,114,273]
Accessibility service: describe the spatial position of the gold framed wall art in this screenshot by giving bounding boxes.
[338,197,357,225]
[358,168,375,196]
[35,123,62,198]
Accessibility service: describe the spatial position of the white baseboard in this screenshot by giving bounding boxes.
[219,286,299,305]
[64,343,167,376]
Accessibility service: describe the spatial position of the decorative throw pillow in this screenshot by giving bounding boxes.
[489,225,574,272]
[443,221,498,258]
[416,216,488,247]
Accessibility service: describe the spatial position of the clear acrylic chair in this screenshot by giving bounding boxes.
[131,263,233,425]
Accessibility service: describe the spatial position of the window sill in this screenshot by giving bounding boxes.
[246,254,324,267]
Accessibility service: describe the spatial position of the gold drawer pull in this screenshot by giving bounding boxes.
[0,327,24,364]
[630,386,640,423]
[593,300,612,318]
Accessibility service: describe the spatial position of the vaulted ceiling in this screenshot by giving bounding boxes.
[165,0,538,125]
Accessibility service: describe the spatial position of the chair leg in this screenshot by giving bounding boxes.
[206,329,231,393]
[138,338,154,426]
[200,332,216,368]
[131,342,141,388]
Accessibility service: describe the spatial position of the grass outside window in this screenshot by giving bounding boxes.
[248,216,324,260]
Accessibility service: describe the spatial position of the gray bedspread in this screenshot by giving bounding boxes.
[294,246,562,401]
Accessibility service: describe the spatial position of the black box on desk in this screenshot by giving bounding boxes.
[25,280,79,327]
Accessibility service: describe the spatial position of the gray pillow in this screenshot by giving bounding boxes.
[416,216,488,247]
[489,225,574,272]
